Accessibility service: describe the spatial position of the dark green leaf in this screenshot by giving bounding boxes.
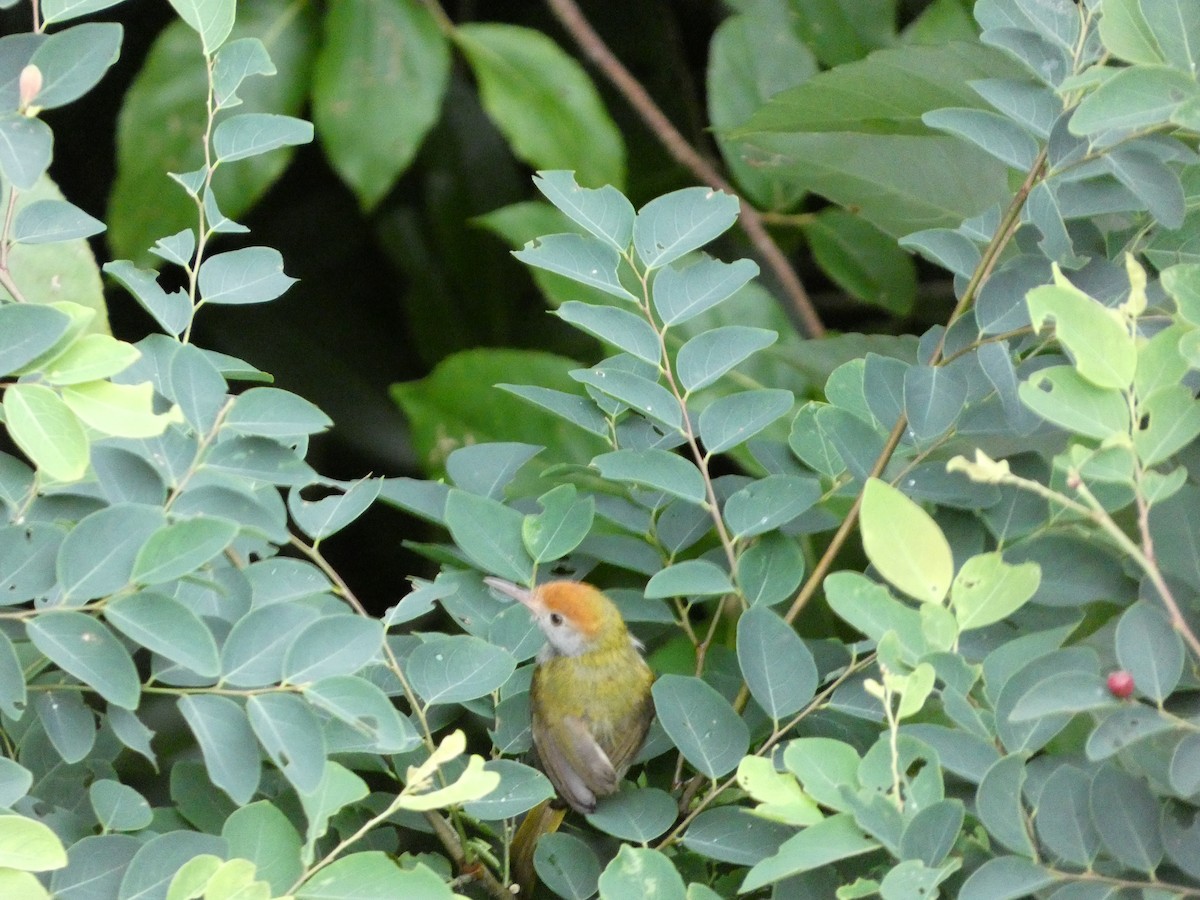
[737,605,817,719]
[177,694,261,804]
[27,611,140,708]
[676,326,778,393]
[738,532,805,607]
[407,634,516,705]
[131,516,238,586]
[592,449,705,505]
[586,783,677,842]
[534,832,601,900]
[699,388,793,454]
[247,691,326,794]
[34,689,95,763]
[456,23,624,188]
[803,209,917,314]
[105,591,220,677]
[283,615,383,683]
[1115,600,1185,702]
[682,806,793,865]
[311,0,447,208]
[651,256,758,324]
[1089,765,1163,873]
[741,814,879,892]
[958,856,1056,900]
[462,759,553,820]
[724,474,820,540]
[444,489,533,584]
[652,674,749,778]
[645,560,733,599]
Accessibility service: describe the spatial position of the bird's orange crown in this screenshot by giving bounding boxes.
[536,581,621,641]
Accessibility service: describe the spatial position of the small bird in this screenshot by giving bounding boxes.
[484,577,656,813]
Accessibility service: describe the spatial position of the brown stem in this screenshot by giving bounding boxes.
[544,0,824,338]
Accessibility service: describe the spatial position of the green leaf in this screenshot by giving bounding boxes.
[106,591,221,677]
[741,814,879,892]
[35,689,95,763]
[634,188,741,270]
[676,326,778,393]
[407,634,516,705]
[791,0,896,66]
[556,301,661,364]
[737,42,1015,137]
[221,802,303,896]
[12,199,105,245]
[513,233,637,303]
[1034,765,1100,868]
[0,115,52,190]
[167,0,235,54]
[283,615,383,683]
[1086,706,1177,761]
[89,780,152,833]
[461,759,553,820]
[803,209,917,314]
[288,477,381,541]
[783,738,860,812]
[222,604,321,688]
[724,474,820,540]
[860,478,953,604]
[456,23,624,189]
[586,784,677,842]
[39,334,139,386]
[652,674,749,778]
[1007,671,1116,721]
[899,799,963,867]
[522,484,594,564]
[951,551,1041,631]
[27,611,140,708]
[119,832,228,900]
[177,694,262,804]
[246,692,326,794]
[0,303,71,376]
[903,365,966,442]
[533,170,635,251]
[103,260,191,335]
[1026,281,1136,390]
[0,814,67,872]
[3,382,88,482]
[296,852,451,900]
[311,0,447,209]
[49,834,140,898]
[955,854,1051,897]
[1098,0,1164,64]
[737,605,817,719]
[226,386,332,437]
[204,435,316,486]
[41,0,127,24]
[1135,385,1200,467]
[304,675,420,754]
[699,388,793,454]
[1018,366,1130,440]
[1115,600,1185,703]
[1070,65,1200,135]
[922,107,1039,171]
[645,560,734,599]
[592,449,706,505]
[132,516,239,585]
[0,523,60,607]
[1089,766,1163,874]
[393,349,608,477]
[738,532,806,607]
[706,4,816,210]
[0,758,31,808]
[444,489,533,583]
[53,508,162,604]
[198,246,296,305]
[572,366,681,430]
[682,806,794,865]
[212,112,311,163]
[824,570,926,662]
[652,256,758,325]
[211,38,274,110]
[296,762,368,863]
[598,846,685,900]
[169,341,226,433]
[107,4,318,261]
[534,832,601,900]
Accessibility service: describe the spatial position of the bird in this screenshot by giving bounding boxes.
[483,577,656,815]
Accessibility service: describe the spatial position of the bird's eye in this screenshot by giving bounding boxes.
[549,612,563,626]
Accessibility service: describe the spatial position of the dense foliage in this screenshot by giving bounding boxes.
[1,0,1200,898]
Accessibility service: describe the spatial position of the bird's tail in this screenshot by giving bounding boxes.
[512,799,568,895]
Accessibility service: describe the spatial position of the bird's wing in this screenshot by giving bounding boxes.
[532,714,617,814]
[602,690,655,776]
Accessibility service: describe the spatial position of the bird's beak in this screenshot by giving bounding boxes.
[483,576,537,609]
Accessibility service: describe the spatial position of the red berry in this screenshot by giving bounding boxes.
[1107,670,1135,698]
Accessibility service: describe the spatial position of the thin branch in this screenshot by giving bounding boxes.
[544,0,824,338]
